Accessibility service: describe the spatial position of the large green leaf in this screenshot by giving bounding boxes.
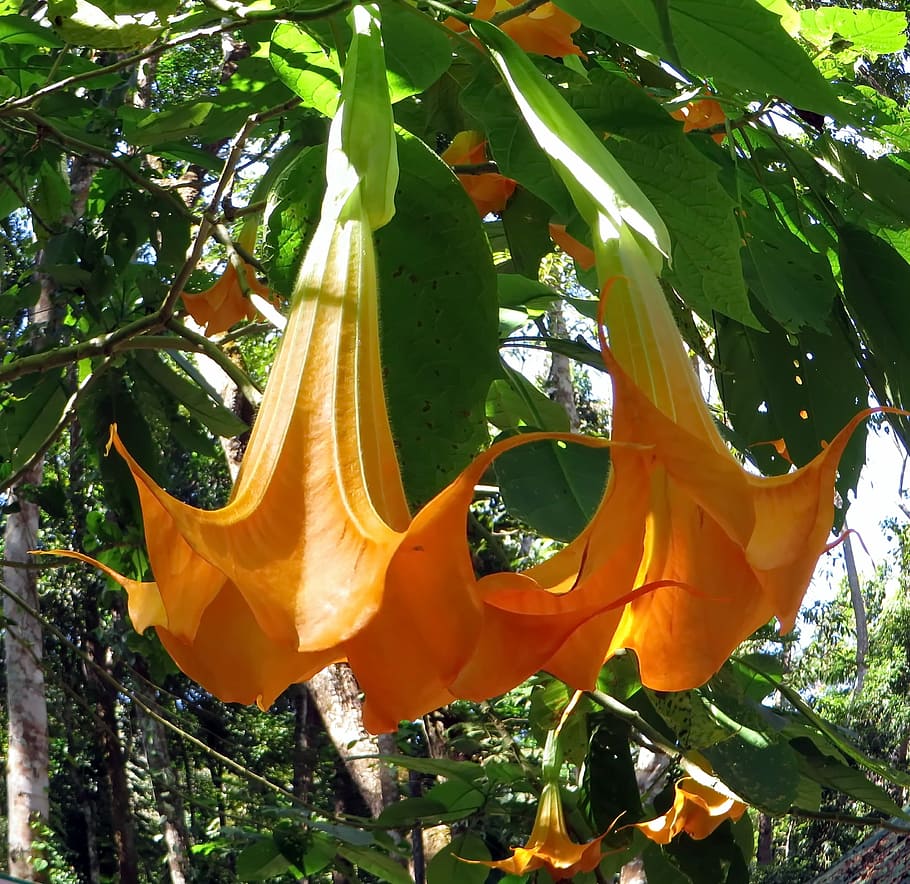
[703,737,800,813]
[568,67,751,324]
[0,371,68,477]
[272,4,451,114]
[715,304,867,523]
[426,834,491,884]
[337,844,412,884]
[792,738,904,818]
[264,133,499,505]
[486,361,570,433]
[798,8,908,60]
[581,715,643,830]
[493,433,610,542]
[824,139,910,231]
[736,656,910,790]
[556,0,843,116]
[740,200,838,332]
[269,23,342,116]
[839,224,910,445]
[130,351,248,440]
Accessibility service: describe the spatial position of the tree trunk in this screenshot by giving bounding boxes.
[844,529,869,703]
[306,665,398,817]
[757,813,773,865]
[544,302,580,431]
[138,703,192,884]
[3,461,50,882]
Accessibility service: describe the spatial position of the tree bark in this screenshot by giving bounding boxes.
[3,461,50,882]
[544,302,580,432]
[844,529,869,703]
[306,665,398,817]
[137,703,192,884]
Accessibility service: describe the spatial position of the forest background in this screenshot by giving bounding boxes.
[5,0,910,882]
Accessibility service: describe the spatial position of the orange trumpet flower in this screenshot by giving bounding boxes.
[635,777,747,844]
[542,229,876,691]
[446,0,583,58]
[468,781,607,881]
[441,131,517,217]
[671,98,727,144]
[181,223,273,336]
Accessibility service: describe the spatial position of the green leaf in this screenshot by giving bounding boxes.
[427,833,491,884]
[839,224,910,445]
[792,738,904,818]
[0,15,64,46]
[271,5,450,115]
[264,133,499,505]
[0,371,68,474]
[741,203,838,332]
[494,433,610,542]
[596,652,642,701]
[461,61,573,215]
[647,690,731,750]
[379,754,484,784]
[424,780,486,818]
[824,139,910,231]
[715,304,867,524]
[643,843,692,884]
[77,368,164,525]
[487,362,570,433]
[379,3,452,102]
[568,67,752,325]
[703,737,800,813]
[376,797,451,828]
[501,187,560,277]
[737,656,910,790]
[581,715,642,829]
[337,844,412,884]
[47,0,162,48]
[269,23,341,116]
[556,0,843,117]
[130,351,248,439]
[798,8,908,60]
[236,837,291,881]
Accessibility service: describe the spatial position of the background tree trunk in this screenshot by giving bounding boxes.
[4,461,50,882]
[306,665,398,817]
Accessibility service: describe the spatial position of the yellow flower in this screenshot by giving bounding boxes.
[441,131,517,217]
[635,777,747,844]
[181,224,274,336]
[447,0,583,58]
[466,781,607,880]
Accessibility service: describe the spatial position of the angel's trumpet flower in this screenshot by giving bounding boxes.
[635,777,747,844]
[441,131,517,217]
[44,6,646,734]
[446,0,583,59]
[474,19,882,691]
[181,220,273,336]
[42,5,474,731]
